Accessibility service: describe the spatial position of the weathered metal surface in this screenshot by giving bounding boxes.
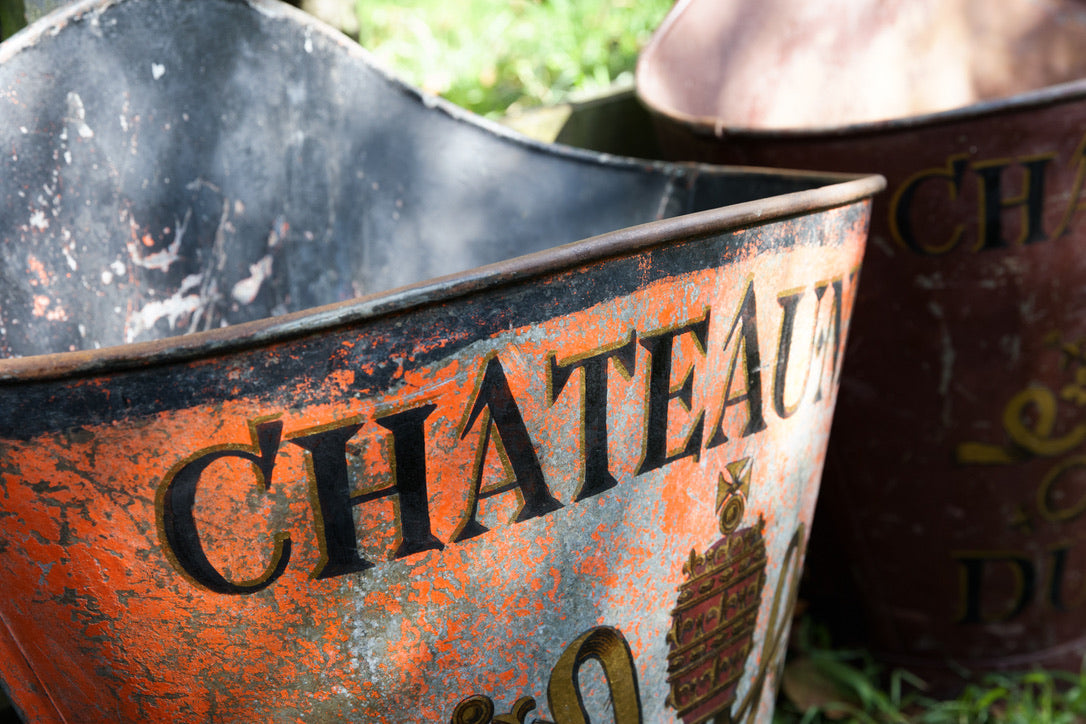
[638,0,1086,684]
[0,0,882,721]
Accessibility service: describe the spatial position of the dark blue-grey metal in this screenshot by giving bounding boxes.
[0,0,868,366]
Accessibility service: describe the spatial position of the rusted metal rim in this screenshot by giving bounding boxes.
[0,0,884,384]
[0,171,884,383]
[635,0,1086,140]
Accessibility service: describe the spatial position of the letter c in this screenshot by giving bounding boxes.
[157,418,291,594]
[889,156,969,254]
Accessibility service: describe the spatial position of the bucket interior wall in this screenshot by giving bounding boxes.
[0,0,826,361]
[638,0,1086,129]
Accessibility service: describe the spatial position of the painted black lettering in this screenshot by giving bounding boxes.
[773,288,821,419]
[290,420,371,579]
[890,156,968,254]
[290,406,444,578]
[811,277,844,403]
[158,419,290,595]
[454,356,563,542]
[549,336,636,501]
[974,156,1052,250]
[707,281,766,448]
[1048,544,1086,611]
[955,553,1036,624]
[637,313,709,475]
[374,404,446,558]
[1055,140,1086,237]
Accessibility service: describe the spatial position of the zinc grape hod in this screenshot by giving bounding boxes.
[0,0,881,721]
[639,0,1086,686]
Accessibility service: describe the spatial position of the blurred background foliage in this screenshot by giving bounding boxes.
[347,0,673,117]
[0,0,673,118]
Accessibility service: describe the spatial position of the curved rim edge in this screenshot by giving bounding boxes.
[4,0,696,173]
[0,172,885,384]
[635,0,1086,140]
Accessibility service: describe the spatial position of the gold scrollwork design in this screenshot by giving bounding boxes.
[1002,386,1086,458]
[450,695,537,724]
[958,334,1086,465]
[666,522,804,724]
[1037,454,1086,522]
[449,626,642,724]
[956,333,1086,527]
[728,524,806,724]
[547,626,643,724]
[717,458,752,535]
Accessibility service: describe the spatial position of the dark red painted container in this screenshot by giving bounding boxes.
[0,0,883,721]
[638,0,1086,684]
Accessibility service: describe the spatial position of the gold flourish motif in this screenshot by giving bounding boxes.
[450,695,537,724]
[448,627,642,724]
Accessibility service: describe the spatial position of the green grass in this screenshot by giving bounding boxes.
[0,0,25,39]
[353,0,673,117]
[775,617,1086,723]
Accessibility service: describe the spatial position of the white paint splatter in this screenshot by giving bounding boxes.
[65,92,95,139]
[28,210,48,231]
[179,273,203,296]
[268,215,287,248]
[914,272,945,290]
[929,301,956,427]
[125,274,206,342]
[128,209,190,272]
[126,292,203,343]
[231,255,273,305]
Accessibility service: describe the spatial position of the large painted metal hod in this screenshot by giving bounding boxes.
[0,0,882,721]
[639,0,1086,686]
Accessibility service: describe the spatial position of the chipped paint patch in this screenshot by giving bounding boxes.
[65,92,94,138]
[28,209,48,231]
[127,210,191,272]
[125,273,208,342]
[231,255,273,305]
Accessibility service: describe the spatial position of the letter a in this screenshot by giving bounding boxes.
[707,281,767,448]
[454,355,563,541]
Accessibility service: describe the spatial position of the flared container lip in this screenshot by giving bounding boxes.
[638,74,1086,141]
[636,0,1086,140]
[0,170,884,384]
[0,0,884,384]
